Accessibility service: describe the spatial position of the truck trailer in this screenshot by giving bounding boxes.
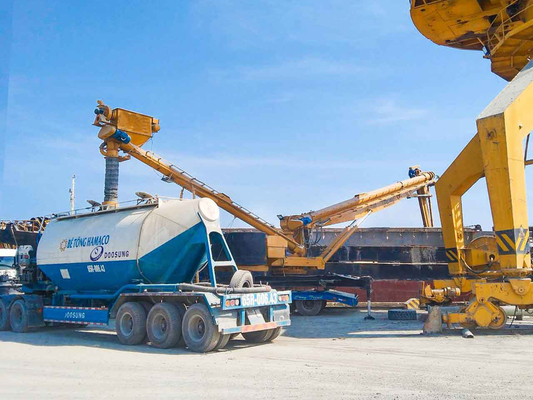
[0,197,291,352]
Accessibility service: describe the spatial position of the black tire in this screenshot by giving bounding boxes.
[266,327,282,342]
[295,300,324,316]
[10,299,29,333]
[115,302,147,345]
[146,303,182,349]
[388,309,417,321]
[182,303,220,353]
[242,329,270,343]
[174,303,187,347]
[140,301,153,315]
[229,270,253,288]
[138,301,153,343]
[263,329,275,342]
[213,333,230,351]
[0,299,10,331]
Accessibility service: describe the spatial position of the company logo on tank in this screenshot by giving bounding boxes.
[90,246,129,262]
[90,246,104,261]
[103,250,130,259]
[60,235,110,250]
[59,234,130,261]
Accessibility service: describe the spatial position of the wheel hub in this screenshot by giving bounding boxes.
[120,312,134,336]
[152,314,168,340]
[189,315,207,342]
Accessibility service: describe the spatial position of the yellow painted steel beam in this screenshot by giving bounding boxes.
[122,141,305,256]
[280,172,435,231]
[320,211,371,263]
[410,0,533,81]
[92,102,431,275]
[93,102,305,257]
[437,59,533,278]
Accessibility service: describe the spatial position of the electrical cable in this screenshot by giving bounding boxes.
[524,133,530,164]
[460,252,494,275]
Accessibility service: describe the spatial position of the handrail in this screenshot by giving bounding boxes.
[484,2,533,56]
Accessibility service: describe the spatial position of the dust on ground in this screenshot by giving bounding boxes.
[1,308,533,400]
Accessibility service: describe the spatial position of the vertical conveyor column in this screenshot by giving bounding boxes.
[103,141,120,208]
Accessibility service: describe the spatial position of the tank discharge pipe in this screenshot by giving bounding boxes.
[104,156,119,206]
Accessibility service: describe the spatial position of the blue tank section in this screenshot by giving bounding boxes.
[38,222,209,292]
[138,222,208,285]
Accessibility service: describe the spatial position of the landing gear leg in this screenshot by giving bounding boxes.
[364,284,375,320]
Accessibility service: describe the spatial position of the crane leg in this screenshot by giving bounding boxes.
[477,112,531,274]
[424,61,533,330]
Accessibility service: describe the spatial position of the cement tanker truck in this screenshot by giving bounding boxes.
[0,197,291,352]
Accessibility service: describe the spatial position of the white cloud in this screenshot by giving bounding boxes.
[156,150,378,171]
[366,98,428,125]
[210,57,371,82]
[241,58,367,80]
[191,1,409,49]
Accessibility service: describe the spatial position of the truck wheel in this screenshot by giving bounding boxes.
[242,329,270,343]
[262,329,275,342]
[10,300,29,333]
[295,300,324,316]
[146,303,182,349]
[229,270,253,288]
[182,303,220,353]
[266,327,282,342]
[0,300,11,331]
[174,303,187,347]
[213,333,230,351]
[116,302,147,345]
[140,301,153,314]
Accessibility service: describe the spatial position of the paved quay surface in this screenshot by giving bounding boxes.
[1,308,533,399]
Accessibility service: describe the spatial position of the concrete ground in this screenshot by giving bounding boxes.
[1,308,533,399]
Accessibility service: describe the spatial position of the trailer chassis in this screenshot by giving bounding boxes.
[0,282,291,352]
[256,273,374,318]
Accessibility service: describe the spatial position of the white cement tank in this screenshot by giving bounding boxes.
[36,198,227,291]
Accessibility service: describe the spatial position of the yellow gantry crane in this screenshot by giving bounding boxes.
[421,57,533,330]
[411,0,533,81]
[92,101,435,275]
[411,0,533,329]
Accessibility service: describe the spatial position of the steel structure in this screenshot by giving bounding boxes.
[92,101,435,275]
[411,1,533,330]
[411,0,533,81]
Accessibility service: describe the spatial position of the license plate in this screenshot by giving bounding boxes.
[222,291,291,310]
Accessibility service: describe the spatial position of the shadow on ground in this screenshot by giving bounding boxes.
[0,323,270,355]
[285,308,425,339]
[286,307,533,339]
[2,308,532,354]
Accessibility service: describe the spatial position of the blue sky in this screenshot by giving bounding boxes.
[1,1,526,230]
